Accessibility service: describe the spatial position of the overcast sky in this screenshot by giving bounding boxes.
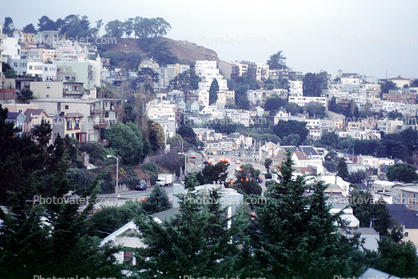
[3,0,418,78]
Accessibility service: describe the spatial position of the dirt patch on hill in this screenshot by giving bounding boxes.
[106,37,218,62]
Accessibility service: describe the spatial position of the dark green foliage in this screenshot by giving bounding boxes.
[264,158,272,169]
[142,162,158,174]
[284,102,304,115]
[303,71,328,97]
[168,69,200,94]
[150,41,179,66]
[132,188,245,278]
[273,120,309,146]
[304,101,327,118]
[121,166,140,190]
[266,50,286,69]
[249,150,356,278]
[177,125,196,145]
[264,96,286,112]
[38,15,59,31]
[208,117,246,134]
[106,121,143,165]
[375,238,418,277]
[323,150,339,173]
[320,131,340,147]
[67,167,95,195]
[19,89,34,101]
[380,81,398,94]
[337,157,349,180]
[196,162,229,185]
[350,190,393,237]
[142,185,172,214]
[79,141,105,164]
[23,23,36,34]
[3,17,15,36]
[160,149,182,174]
[88,200,146,238]
[232,163,262,195]
[387,163,418,183]
[209,78,219,104]
[346,170,368,184]
[0,150,123,278]
[328,96,343,113]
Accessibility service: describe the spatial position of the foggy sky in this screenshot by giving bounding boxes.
[3,0,417,78]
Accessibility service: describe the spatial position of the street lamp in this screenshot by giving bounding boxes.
[107,155,119,207]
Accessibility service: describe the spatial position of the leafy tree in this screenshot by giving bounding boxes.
[142,184,172,214]
[150,41,179,66]
[303,71,328,97]
[136,67,159,88]
[337,157,349,180]
[23,23,37,34]
[387,163,418,183]
[177,125,196,145]
[209,78,219,104]
[264,96,286,112]
[282,133,300,146]
[284,102,304,115]
[232,163,262,195]
[249,150,356,278]
[3,17,15,36]
[38,15,58,31]
[106,121,143,165]
[266,50,287,69]
[328,96,343,113]
[237,95,250,110]
[105,19,124,38]
[380,81,398,94]
[160,148,182,174]
[88,200,146,238]
[168,68,200,94]
[264,158,272,170]
[273,120,309,146]
[387,110,404,120]
[320,132,340,148]
[19,88,34,101]
[375,238,418,277]
[148,120,165,151]
[196,162,229,185]
[350,190,393,237]
[123,18,134,37]
[346,170,368,184]
[411,79,418,87]
[304,101,327,118]
[126,52,143,70]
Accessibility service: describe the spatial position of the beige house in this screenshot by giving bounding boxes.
[24,108,52,134]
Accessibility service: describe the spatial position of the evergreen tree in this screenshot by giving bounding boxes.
[132,185,245,277]
[248,150,357,278]
[337,157,349,180]
[209,78,219,104]
[142,184,172,214]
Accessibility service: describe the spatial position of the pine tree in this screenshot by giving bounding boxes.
[248,150,357,278]
[132,185,245,277]
[209,79,219,105]
[142,184,172,214]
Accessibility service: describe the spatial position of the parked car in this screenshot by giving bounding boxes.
[135,182,147,191]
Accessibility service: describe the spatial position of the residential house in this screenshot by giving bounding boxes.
[388,204,418,247]
[30,97,121,143]
[195,60,228,92]
[6,111,26,136]
[24,108,52,134]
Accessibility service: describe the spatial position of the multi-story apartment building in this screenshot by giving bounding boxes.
[195,60,228,92]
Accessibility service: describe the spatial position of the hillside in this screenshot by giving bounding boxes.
[106,37,218,62]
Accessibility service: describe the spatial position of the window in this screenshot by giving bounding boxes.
[65,105,69,110]
[405,232,409,237]
[75,120,80,129]
[67,121,72,130]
